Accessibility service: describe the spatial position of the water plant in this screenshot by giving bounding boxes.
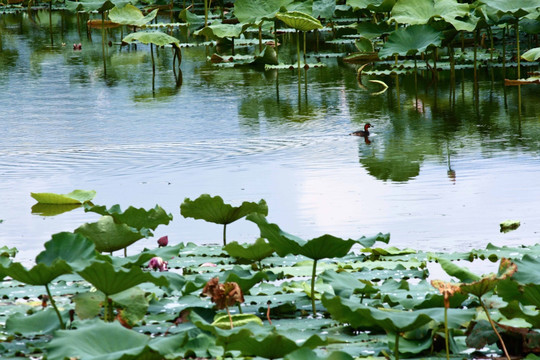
[180,194,268,246]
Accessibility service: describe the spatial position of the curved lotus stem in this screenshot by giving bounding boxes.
[369,79,388,96]
[479,298,511,360]
[46,284,65,329]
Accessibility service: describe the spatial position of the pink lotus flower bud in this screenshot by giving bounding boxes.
[148,257,168,272]
[157,235,168,247]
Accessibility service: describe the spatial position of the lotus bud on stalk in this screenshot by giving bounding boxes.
[148,257,168,272]
[157,235,168,247]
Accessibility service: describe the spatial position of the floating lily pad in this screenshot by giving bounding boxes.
[30,189,96,205]
[500,220,521,233]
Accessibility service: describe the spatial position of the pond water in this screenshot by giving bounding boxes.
[1,11,540,265]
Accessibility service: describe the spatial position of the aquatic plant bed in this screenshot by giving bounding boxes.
[1,219,539,359]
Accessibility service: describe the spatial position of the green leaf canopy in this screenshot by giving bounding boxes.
[195,23,246,39]
[84,204,173,231]
[234,0,293,24]
[35,232,96,269]
[224,238,275,262]
[391,0,475,31]
[378,24,443,59]
[347,0,396,13]
[108,4,158,26]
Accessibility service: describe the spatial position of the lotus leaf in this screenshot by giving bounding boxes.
[379,24,443,59]
[212,313,263,329]
[178,9,204,24]
[500,219,520,233]
[356,21,393,40]
[5,308,68,336]
[35,232,96,269]
[181,194,268,245]
[391,0,475,31]
[234,0,293,24]
[84,203,172,231]
[437,257,481,283]
[108,4,158,26]
[110,286,149,325]
[224,238,275,262]
[313,0,336,19]
[75,215,148,252]
[76,261,168,296]
[46,319,156,360]
[30,189,96,205]
[275,11,323,32]
[195,23,245,39]
[478,0,540,18]
[123,31,180,47]
[73,290,106,319]
[65,0,128,13]
[284,347,354,360]
[347,0,396,13]
[320,269,378,297]
[512,254,540,284]
[522,47,540,61]
[2,262,71,286]
[222,267,279,293]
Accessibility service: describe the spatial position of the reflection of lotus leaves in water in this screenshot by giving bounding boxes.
[360,155,421,182]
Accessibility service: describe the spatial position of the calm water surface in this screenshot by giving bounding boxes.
[1,11,540,264]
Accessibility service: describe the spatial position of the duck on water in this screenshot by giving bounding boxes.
[350,123,372,137]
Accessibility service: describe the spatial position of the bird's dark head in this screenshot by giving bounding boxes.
[364,123,372,130]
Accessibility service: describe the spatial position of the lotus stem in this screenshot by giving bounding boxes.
[204,0,208,27]
[311,259,317,315]
[45,284,65,330]
[226,306,233,329]
[395,332,400,360]
[274,19,279,62]
[515,21,520,79]
[101,12,107,76]
[479,298,510,360]
[258,23,262,54]
[444,306,450,360]
[303,31,306,66]
[151,43,155,93]
[296,30,301,79]
[223,223,227,246]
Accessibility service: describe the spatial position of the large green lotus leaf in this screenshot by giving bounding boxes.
[65,0,123,13]
[178,9,204,24]
[301,235,358,260]
[192,312,326,358]
[498,280,540,327]
[276,11,323,32]
[379,24,442,59]
[181,194,268,225]
[73,290,106,320]
[76,261,168,296]
[108,4,157,26]
[234,0,293,24]
[391,0,474,31]
[46,319,153,360]
[30,189,96,205]
[356,21,393,40]
[347,0,396,12]
[322,294,434,332]
[313,0,336,19]
[522,47,540,62]
[285,347,353,360]
[512,254,540,284]
[3,262,71,286]
[357,232,390,248]
[111,286,148,325]
[84,204,172,231]
[123,31,180,46]
[478,0,540,17]
[437,257,481,283]
[224,238,275,262]
[75,216,147,253]
[5,308,68,336]
[320,270,378,297]
[36,232,96,269]
[195,23,245,39]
